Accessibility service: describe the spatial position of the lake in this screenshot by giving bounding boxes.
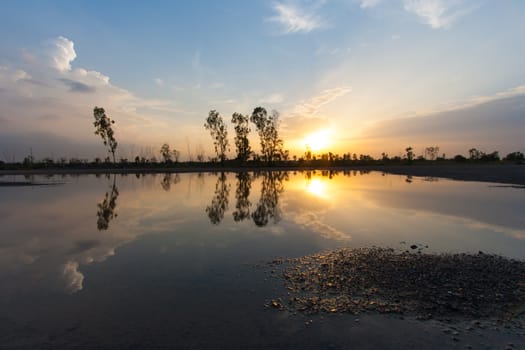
[1,170,524,349]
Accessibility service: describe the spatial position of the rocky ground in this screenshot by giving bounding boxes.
[266,247,525,326]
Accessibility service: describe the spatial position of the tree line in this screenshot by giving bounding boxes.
[1,105,524,169]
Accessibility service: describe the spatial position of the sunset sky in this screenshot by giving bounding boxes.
[0,0,524,161]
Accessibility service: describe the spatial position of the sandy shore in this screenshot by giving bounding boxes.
[1,163,524,186]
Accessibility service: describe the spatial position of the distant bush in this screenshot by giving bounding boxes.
[504,151,524,163]
[454,154,467,162]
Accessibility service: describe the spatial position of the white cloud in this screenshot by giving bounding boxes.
[259,93,284,104]
[358,85,525,156]
[0,35,183,157]
[293,87,351,117]
[154,78,164,86]
[13,69,31,82]
[268,2,324,34]
[403,0,477,29]
[360,0,381,8]
[47,36,77,72]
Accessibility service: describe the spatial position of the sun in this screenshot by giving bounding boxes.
[304,129,332,152]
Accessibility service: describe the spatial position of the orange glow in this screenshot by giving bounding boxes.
[303,129,332,152]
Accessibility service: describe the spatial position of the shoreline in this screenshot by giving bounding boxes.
[1,163,524,186]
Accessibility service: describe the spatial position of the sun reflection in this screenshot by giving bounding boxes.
[306,178,327,198]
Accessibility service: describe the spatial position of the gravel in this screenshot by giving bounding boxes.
[267,247,525,321]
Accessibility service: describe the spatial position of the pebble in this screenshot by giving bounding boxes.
[268,247,525,321]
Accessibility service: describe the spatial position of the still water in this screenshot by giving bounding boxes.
[0,171,524,348]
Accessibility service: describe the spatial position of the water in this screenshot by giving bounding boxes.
[1,171,524,348]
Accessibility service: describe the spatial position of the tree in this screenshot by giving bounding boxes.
[250,107,284,164]
[424,146,440,161]
[405,146,414,163]
[160,143,172,163]
[504,151,524,162]
[231,112,252,162]
[93,106,118,163]
[204,110,229,164]
[469,148,483,160]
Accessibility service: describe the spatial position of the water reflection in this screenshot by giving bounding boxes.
[206,172,231,224]
[232,172,252,222]
[252,172,288,227]
[161,173,181,192]
[1,170,525,300]
[96,175,119,230]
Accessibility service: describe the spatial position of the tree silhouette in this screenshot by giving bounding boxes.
[469,148,482,160]
[96,176,119,230]
[204,110,229,164]
[405,146,414,163]
[252,172,287,227]
[250,107,284,164]
[424,146,440,161]
[206,172,230,224]
[93,106,118,163]
[232,172,252,222]
[231,112,252,162]
[160,143,172,163]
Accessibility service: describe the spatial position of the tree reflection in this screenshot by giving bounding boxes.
[160,173,181,192]
[252,172,287,227]
[232,172,252,222]
[96,175,119,230]
[206,172,230,225]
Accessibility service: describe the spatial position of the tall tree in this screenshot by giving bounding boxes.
[405,146,414,163]
[250,107,284,164]
[231,112,252,162]
[204,110,229,164]
[160,143,172,163]
[93,106,118,163]
[424,146,440,161]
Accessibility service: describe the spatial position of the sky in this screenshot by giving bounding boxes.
[0,0,524,161]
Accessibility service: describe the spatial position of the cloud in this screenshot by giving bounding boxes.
[154,78,164,86]
[358,87,525,156]
[268,2,324,34]
[403,0,478,29]
[0,35,184,158]
[47,36,77,72]
[292,87,351,117]
[360,0,381,8]
[259,93,284,104]
[59,78,96,93]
